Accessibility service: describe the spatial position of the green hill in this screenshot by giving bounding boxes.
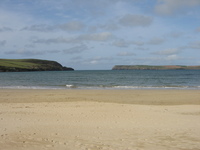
[112,65,200,70]
[0,59,74,72]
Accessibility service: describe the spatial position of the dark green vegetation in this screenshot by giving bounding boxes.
[0,59,74,72]
[112,65,200,70]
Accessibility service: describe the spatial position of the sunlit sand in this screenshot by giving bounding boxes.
[0,89,200,150]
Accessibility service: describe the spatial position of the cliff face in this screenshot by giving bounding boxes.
[112,65,200,70]
[0,59,74,72]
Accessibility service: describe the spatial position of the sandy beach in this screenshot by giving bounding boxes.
[0,89,200,150]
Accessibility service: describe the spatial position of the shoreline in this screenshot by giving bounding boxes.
[1,86,200,90]
[0,89,200,105]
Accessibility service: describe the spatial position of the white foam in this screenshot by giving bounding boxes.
[66,84,77,88]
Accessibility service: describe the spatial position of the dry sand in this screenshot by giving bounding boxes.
[0,89,200,150]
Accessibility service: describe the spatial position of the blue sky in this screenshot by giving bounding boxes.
[0,0,200,70]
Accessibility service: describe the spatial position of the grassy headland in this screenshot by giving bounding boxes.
[0,59,74,72]
[112,65,200,70]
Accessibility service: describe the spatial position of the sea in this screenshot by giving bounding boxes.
[0,70,200,90]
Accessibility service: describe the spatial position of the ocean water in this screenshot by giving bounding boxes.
[0,70,200,90]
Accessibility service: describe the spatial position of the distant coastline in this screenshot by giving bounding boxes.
[0,59,74,72]
[112,65,200,70]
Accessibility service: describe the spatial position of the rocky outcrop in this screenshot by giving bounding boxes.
[112,65,200,70]
[0,59,74,72]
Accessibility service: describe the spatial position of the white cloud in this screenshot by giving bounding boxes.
[32,32,113,45]
[32,37,77,44]
[37,0,139,19]
[0,27,12,32]
[119,14,153,27]
[196,27,200,32]
[131,41,145,46]
[148,37,165,45]
[84,56,114,65]
[112,40,129,47]
[59,21,85,31]
[77,32,113,41]
[5,49,45,56]
[155,0,200,15]
[21,24,54,32]
[89,60,98,64]
[99,22,120,31]
[168,31,184,38]
[117,51,135,56]
[48,50,61,53]
[165,54,179,61]
[22,21,85,32]
[112,39,146,48]
[189,41,200,49]
[153,48,181,55]
[5,48,61,56]
[135,47,149,51]
[0,9,36,29]
[0,40,6,46]
[63,45,88,54]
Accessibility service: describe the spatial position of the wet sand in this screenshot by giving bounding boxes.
[0,89,200,150]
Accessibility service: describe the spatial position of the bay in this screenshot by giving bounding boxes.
[0,70,199,89]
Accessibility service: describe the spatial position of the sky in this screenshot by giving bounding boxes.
[0,0,200,70]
